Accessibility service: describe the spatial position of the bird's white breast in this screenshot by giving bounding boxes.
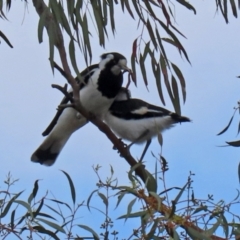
[79,69,115,118]
[104,113,175,143]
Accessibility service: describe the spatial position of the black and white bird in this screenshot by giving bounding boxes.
[104,88,190,160]
[31,52,130,166]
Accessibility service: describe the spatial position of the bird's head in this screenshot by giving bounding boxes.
[100,52,131,75]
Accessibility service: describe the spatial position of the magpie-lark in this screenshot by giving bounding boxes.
[104,88,190,160]
[31,52,130,166]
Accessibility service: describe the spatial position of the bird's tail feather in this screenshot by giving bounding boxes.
[31,108,88,166]
[170,113,191,123]
[31,132,72,166]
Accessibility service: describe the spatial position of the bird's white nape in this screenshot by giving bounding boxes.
[99,53,114,70]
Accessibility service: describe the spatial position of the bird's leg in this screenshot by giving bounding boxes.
[127,129,150,158]
[139,139,151,162]
[128,129,149,149]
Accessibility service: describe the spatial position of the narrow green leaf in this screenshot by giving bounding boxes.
[67,0,75,17]
[110,164,114,175]
[142,41,150,60]
[146,19,158,50]
[162,37,178,48]
[237,121,240,135]
[153,60,165,105]
[155,28,168,66]
[58,2,74,38]
[75,0,83,24]
[192,206,208,215]
[10,209,15,230]
[157,132,163,147]
[233,189,240,201]
[6,0,12,10]
[128,162,143,183]
[173,228,181,240]
[230,0,238,17]
[91,1,105,46]
[82,13,92,62]
[126,198,137,221]
[28,179,39,204]
[0,191,24,218]
[160,54,174,104]
[33,199,44,219]
[0,0,3,11]
[36,217,66,233]
[205,217,221,235]
[171,75,181,115]
[0,31,13,48]
[174,182,188,204]
[78,224,100,240]
[122,0,134,19]
[131,38,138,84]
[33,212,56,220]
[147,218,159,239]
[143,0,157,19]
[171,62,186,103]
[132,0,145,23]
[159,21,191,63]
[226,140,240,147]
[223,0,228,20]
[76,0,83,9]
[37,7,48,43]
[115,192,126,209]
[61,170,76,204]
[141,211,151,226]
[33,226,60,240]
[69,38,81,80]
[45,204,63,219]
[160,1,171,26]
[217,114,234,135]
[87,189,98,211]
[14,200,33,217]
[48,199,71,211]
[98,192,108,207]
[50,0,62,26]
[220,213,229,238]
[102,0,108,26]
[186,226,211,240]
[145,170,157,192]
[16,216,25,226]
[108,0,116,34]
[118,210,147,220]
[139,54,148,86]
[48,23,55,71]
[176,0,196,14]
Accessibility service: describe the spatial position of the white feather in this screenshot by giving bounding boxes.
[104,113,175,143]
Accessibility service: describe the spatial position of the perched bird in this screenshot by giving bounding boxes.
[104,88,190,160]
[31,52,130,166]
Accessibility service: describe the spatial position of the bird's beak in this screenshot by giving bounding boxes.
[118,59,137,86]
[121,65,131,72]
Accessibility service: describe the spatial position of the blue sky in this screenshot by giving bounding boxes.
[1,1,240,238]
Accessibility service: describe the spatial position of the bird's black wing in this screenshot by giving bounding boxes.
[109,99,172,120]
[109,98,190,122]
[42,64,99,136]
